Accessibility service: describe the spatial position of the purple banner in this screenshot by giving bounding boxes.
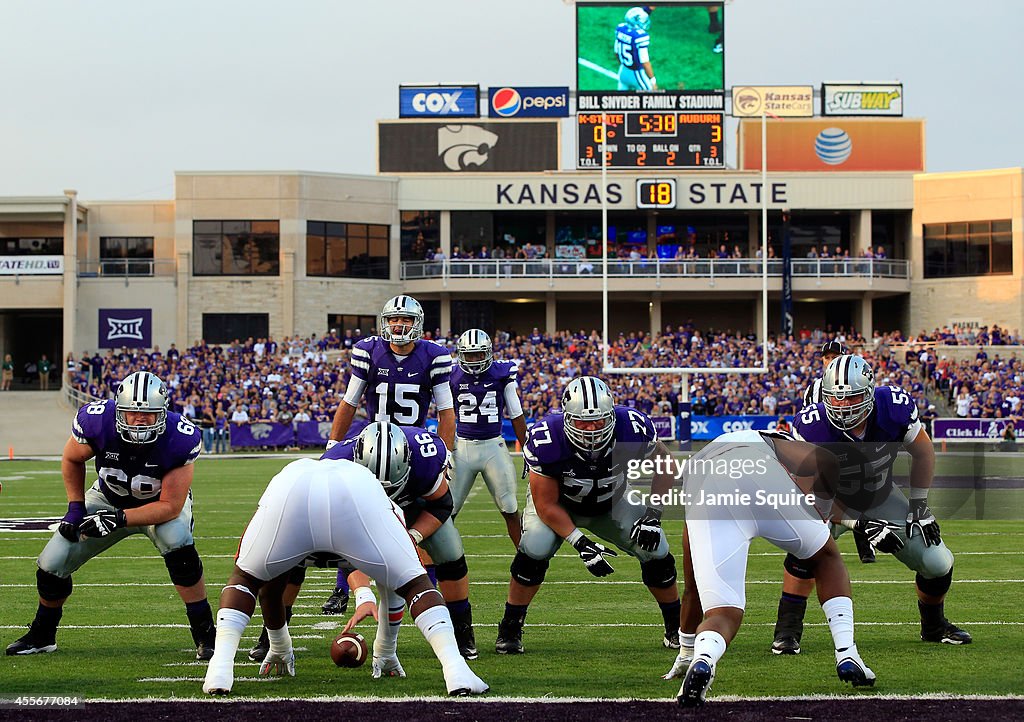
[932,417,1018,441]
[229,422,294,448]
[651,416,675,440]
[98,308,152,349]
[296,420,334,447]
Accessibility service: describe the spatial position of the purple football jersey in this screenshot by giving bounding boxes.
[320,426,449,512]
[72,399,202,509]
[451,360,519,440]
[793,385,922,511]
[349,337,451,427]
[523,405,658,516]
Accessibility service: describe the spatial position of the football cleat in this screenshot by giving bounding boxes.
[495,619,524,655]
[712,36,723,53]
[195,641,215,661]
[836,653,876,687]
[372,654,407,679]
[322,587,350,615]
[248,625,270,662]
[5,625,57,656]
[662,649,694,680]
[454,621,478,660]
[921,621,972,645]
[663,632,681,650]
[677,658,716,708]
[771,635,801,655]
[445,664,489,696]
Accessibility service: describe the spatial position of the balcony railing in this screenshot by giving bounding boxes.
[77,259,178,278]
[401,257,910,285]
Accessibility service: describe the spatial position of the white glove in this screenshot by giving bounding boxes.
[372,654,406,679]
[259,649,296,677]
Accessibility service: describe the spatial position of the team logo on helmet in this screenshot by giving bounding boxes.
[491,88,522,117]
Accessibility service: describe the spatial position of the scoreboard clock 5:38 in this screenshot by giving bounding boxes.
[577,112,723,169]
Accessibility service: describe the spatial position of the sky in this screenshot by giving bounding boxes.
[1,0,1021,201]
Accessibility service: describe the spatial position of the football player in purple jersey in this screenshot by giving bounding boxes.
[450,329,528,547]
[495,376,681,655]
[772,355,971,655]
[6,371,216,660]
[321,295,455,617]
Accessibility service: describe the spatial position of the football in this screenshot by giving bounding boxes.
[330,631,368,668]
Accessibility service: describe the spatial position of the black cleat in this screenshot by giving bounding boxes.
[248,625,270,662]
[771,635,801,655]
[321,587,349,615]
[853,528,876,563]
[712,35,723,54]
[6,625,57,656]
[922,620,973,645]
[195,640,215,661]
[664,632,681,650]
[455,621,478,660]
[495,619,524,655]
[677,658,715,708]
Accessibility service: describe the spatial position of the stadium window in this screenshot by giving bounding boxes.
[202,313,269,344]
[327,314,377,335]
[1,237,63,255]
[306,220,389,279]
[923,220,1012,278]
[100,236,154,275]
[400,211,440,262]
[192,220,280,276]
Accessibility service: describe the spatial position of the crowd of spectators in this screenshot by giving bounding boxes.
[62,320,1020,454]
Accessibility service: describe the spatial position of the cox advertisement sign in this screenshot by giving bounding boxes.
[689,415,788,440]
[488,86,569,118]
[399,85,479,118]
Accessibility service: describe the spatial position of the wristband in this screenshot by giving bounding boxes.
[354,586,376,608]
[409,528,424,545]
[565,528,584,547]
[325,439,339,450]
[909,487,929,501]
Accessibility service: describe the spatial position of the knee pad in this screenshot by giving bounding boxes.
[784,552,816,580]
[163,544,204,587]
[37,568,72,602]
[288,565,308,586]
[916,568,953,597]
[510,551,549,587]
[641,553,678,589]
[435,555,469,582]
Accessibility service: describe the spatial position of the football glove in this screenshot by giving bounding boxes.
[372,654,406,679]
[78,509,127,538]
[630,507,663,551]
[571,534,617,577]
[58,501,87,542]
[854,517,905,554]
[259,649,296,677]
[907,498,941,547]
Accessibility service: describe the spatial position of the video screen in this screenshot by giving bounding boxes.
[576,2,725,92]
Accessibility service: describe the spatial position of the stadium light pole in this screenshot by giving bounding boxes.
[601,112,609,374]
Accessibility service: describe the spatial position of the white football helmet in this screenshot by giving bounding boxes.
[561,376,616,455]
[625,6,651,32]
[354,421,412,499]
[379,295,424,345]
[822,355,875,430]
[115,371,169,444]
[456,329,493,375]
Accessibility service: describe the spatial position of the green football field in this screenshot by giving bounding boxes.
[1,455,1022,701]
[576,5,724,92]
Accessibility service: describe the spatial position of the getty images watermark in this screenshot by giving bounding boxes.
[624,455,817,511]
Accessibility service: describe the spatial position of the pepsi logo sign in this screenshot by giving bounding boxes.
[487,86,569,118]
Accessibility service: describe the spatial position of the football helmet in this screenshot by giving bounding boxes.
[821,355,875,430]
[354,421,412,499]
[625,6,651,32]
[379,295,424,345]
[456,329,493,375]
[561,376,616,454]
[115,371,169,444]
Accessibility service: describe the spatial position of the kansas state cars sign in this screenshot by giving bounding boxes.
[488,86,569,118]
[98,308,152,349]
[399,85,480,118]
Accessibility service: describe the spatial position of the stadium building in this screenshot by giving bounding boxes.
[0,115,1021,367]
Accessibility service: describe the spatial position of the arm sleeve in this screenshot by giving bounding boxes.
[432,382,454,411]
[901,402,924,444]
[503,381,524,419]
[423,448,452,498]
[343,377,367,407]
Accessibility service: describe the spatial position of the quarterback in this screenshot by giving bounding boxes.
[6,371,216,660]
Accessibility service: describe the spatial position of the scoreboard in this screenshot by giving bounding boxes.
[577,112,724,169]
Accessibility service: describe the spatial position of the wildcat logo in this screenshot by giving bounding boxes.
[317,422,332,439]
[251,424,273,440]
[107,317,145,341]
[438,125,499,171]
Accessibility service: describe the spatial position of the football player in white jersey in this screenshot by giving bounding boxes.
[203,458,487,697]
